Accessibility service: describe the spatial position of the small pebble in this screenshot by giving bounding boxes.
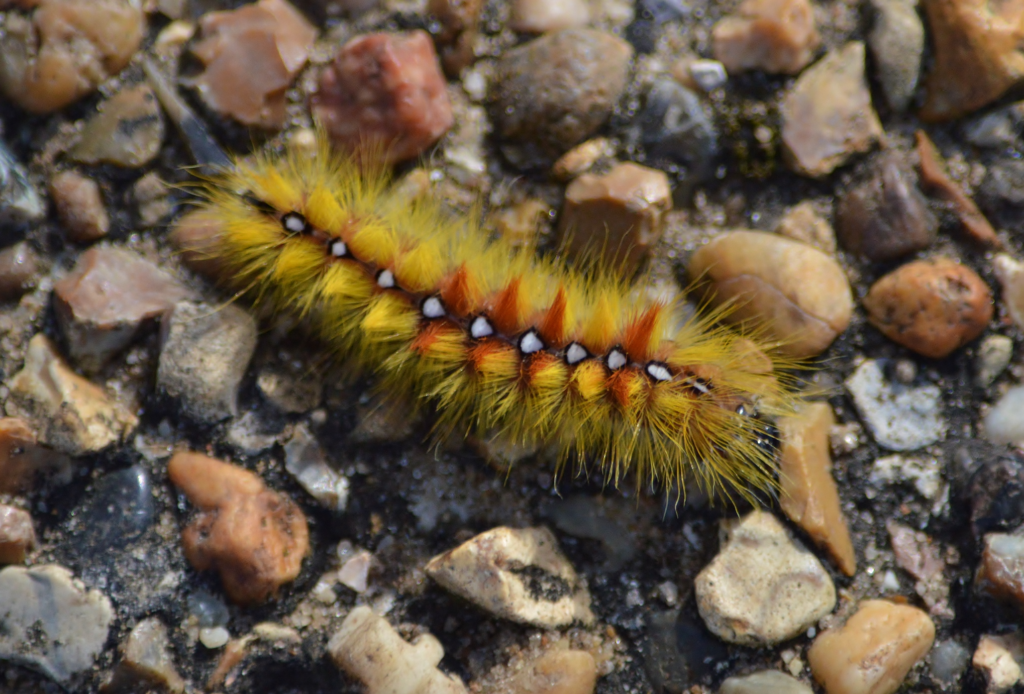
[695,511,836,646]
[257,363,322,414]
[190,0,317,129]
[168,451,309,605]
[807,600,935,694]
[558,161,672,273]
[863,257,992,359]
[846,359,945,450]
[973,633,1024,694]
[0,241,41,300]
[312,31,453,163]
[283,423,349,512]
[869,455,942,499]
[478,647,598,694]
[48,171,109,242]
[887,521,952,617]
[711,0,820,75]
[0,504,35,565]
[976,533,1024,613]
[631,79,718,188]
[0,417,71,494]
[931,639,971,687]
[778,402,856,576]
[337,550,373,593]
[187,589,230,628]
[491,28,633,166]
[70,85,164,168]
[688,230,854,358]
[157,301,257,424]
[689,59,728,92]
[993,254,1024,330]
[54,247,190,371]
[965,103,1024,149]
[867,0,924,112]
[199,626,231,650]
[105,617,186,694]
[7,334,138,456]
[643,609,728,691]
[969,453,1024,538]
[493,198,551,247]
[329,606,468,694]
[0,0,145,113]
[774,201,836,253]
[551,138,613,181]
[980,159,1024,223]
[780,42,883,177]
[836,151,936,261]
[983,386,1024,446]
[510,0,590,33]
[0,564,114,684]
[425,526,595,628]
[0,140,44,225]
[133,172,172,227]
[719,670,813,694]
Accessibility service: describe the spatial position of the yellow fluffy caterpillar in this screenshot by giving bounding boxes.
[173,135,804,502]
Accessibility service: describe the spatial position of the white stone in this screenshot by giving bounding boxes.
[845,359,946,451]
[425,526,594,628]
[199,626,230,649]
[976,334,1014,387]
[690,59,728,91]
[995,254,1024,330]
[283,423,349,512]
[338,550,373,593]
[695,511,836,646]
[973,633,1024,693]
[984,385,1024,446]
[719,670,813,694]
[869,455,943,499]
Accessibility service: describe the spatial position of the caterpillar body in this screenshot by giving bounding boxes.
[178,137,802,501]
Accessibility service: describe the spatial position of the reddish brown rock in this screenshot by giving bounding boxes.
[976,533,1024,613]
[190,0,316,129]
[49,171,109,242]
[919,0,1024,122]
[311,31,453,163]
[0,0,145,113]
[0,505,35,565]
[0,417,71,494]
[169,209,229,278]
[712,0,821,75]
[168,452,309,605]
[558,162,672,274]
[0,242,41,300]
[863,257,993,359]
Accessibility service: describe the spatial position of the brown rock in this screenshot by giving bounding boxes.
[920,0,1024,122]
[7,334,138,456]
[0,242,41,300]
[808,600,935,694]
[0,417,70,494]
[558,162,672,273]
[510,0,591,34]
[687,230,854,358]
[169,209,229,278]
[712,0,821,75]
[781,42,883,177]
[70,85,165,168]
[429,0,483,75]
[551,138,613,181]
[887,521,953,618]
[0,0,145,113]
[863,257,993,359]
[0,505,35,565]
[976,532,1024,613]
[311,31,453,163]
[49,171,109,242]
[493,199,552,247]
[54,247,191,372]
[190,0,316,130]
[167,451,309,605]
[480,648,598,694]
[775,201,836,253]
[836,151,937,261]
[778,402,857,576]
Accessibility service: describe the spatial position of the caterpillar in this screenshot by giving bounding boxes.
[170,131,804,502]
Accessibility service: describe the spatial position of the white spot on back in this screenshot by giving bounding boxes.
[377,269,395,288]
[284,213,307,233]
[519,330,544,354]
[607,349,627,371]
[470,316,494,339]
[646,362,672,382]
[566,342,589,365]
[422,296,445,319]
[690,379,711,395]
[331,240,348,257]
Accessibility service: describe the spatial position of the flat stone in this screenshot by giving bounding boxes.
[867,0,924,111]
[328,606,468,694]
[73,465,154,552]
[781,42,883,177]
[337,550,373,593]
[973,633,1024,693]
[863,257,992,359]
[476,646,598,694]
[70,85,164,168]
[712,0,820,74]
[0,241,41,301]
[976,532,1024,613]
[0,564,114,683]
[982,385,1024,446]
[774,201,836,253]
[808,600,935,694]
[190,0,317,129]
[104,617,186,694]
[846,360,945,450]
[558,161,672,273]
[157,301,257,424]
[312,30,452,163]
[976,334,1013,387]
[283,423,349,512]
[511,0,590,33]
[643,609,729,691]
[919,0,1024,121]
[48,171,109,242]
[7,334,138,456]
[425,526,594,628]
[168,451,309,605]
[887,521,952,617]
[965,102,1024,148]
[694,511,836,646]
[0,417,71,494]
[688,230,853,358]
[719,670,814,694]
[54,247,190,372]
[778,402,857,576]
[0,504,35,565]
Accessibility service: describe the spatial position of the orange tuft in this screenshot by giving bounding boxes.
[537,287,568,347]
[440,264,478,317]
[622,304,662,362]
[490,277,524,335]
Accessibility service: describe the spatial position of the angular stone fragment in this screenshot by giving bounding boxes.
[426,526,594,627]
[49,171,109,242]
[54,247,190,371]
[558,162,671,273]
[973,633,1024,694]
[104,617,186,694]
[70,85,165,168]
[0,417,71,493]
[168,451,309,605]
[7,334,138,456]
[712,0,820,75]
[781,42,883,177]
[976,532,1024,613]
[0,241,41,300]
[808,600,934,694]
[329,606,468,694]
[283,423,349,512]
[778,402,856,576]
[0,141,43,225]
[0,504,35,565]
[695,511,836,646]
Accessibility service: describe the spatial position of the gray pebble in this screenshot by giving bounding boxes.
[0,139,43,226]
[867,0,924,112]
[975,334,1013,387]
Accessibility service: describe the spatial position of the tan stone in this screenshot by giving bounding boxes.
[49,171,109,242]
[712,0,820,74]
[0,505,35,565]
[808,600,935,694]
[779,402,856,576]
[0,417,70,494]
[973,633,1024,693]
[688,230,853,357]
[70,85,165,168]
[775,201,836,253]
